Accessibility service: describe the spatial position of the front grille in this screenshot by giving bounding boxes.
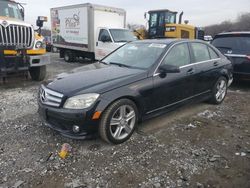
[0,24,34,49]
[40,85,63,107]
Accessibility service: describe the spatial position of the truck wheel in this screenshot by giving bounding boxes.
[99,99,138,144]
[29,66,46,81]
[52,46,58,53]
[64,50,76,62]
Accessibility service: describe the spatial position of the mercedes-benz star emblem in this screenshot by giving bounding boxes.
[40,89,47,103]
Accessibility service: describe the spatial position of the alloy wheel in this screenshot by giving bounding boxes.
[109,105,136,140]
[215,79,227,102]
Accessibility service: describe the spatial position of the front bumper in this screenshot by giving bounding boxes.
[38,102,99,139]
[29,54,51,67]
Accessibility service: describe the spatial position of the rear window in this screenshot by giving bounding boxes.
[212,35,250,54]
[190,43,210,62]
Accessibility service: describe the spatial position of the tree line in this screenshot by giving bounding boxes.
[204,12,250,37]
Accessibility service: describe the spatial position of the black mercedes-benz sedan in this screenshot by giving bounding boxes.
[38,39,233,144]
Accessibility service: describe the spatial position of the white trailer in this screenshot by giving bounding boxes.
[51,3,136,61]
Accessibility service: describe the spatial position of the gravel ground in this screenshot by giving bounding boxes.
[0,53,249,188]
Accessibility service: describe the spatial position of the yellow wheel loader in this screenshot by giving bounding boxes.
[134,9,204,40]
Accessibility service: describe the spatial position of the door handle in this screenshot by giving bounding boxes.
[214,62,219,66]
[96,42,98,46]
[187,68,195,75]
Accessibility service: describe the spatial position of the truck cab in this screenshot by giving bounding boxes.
[0,0,50,81]
[147,9,204,40]
[95,27,136,60]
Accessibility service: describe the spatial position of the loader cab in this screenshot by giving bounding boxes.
[0,0,24,21]
[148,10,177,38]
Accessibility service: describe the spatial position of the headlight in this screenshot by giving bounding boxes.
[64,93,100,109]
[35,41,43,48]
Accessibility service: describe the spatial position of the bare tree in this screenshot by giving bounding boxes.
[204,12,250,37]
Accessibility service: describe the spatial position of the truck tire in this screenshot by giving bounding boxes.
[52,46,58,53]
[64,50,76,62]
[29,66,46,81]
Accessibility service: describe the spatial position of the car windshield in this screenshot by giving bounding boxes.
[102,43,167,69]
[212,35,250,54]
[0,1,23,20]
[109,29,137,42]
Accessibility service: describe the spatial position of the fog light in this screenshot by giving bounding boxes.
[72,125,80,133]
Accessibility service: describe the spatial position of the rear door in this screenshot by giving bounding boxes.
[189,42,220,94]
[151,42,196,112]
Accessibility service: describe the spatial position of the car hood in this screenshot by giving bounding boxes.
[46,63,147,96]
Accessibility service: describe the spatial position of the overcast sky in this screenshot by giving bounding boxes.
[22,0,250,28]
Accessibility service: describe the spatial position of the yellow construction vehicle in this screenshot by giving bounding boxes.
[0,0,50,81]
[134,9,204,40]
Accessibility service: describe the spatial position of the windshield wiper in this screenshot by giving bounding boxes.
[115,40,129,42]
[99,61,108,65]
[109,62,131,68]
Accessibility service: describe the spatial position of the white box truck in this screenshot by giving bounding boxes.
[51,3,136,62]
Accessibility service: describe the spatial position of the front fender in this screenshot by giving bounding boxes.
[94,78,153,119]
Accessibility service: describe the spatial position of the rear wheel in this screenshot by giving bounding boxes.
[209,77,228,104]
[29,65,46,81]
[64,50,76,62]
[99,99,138,144]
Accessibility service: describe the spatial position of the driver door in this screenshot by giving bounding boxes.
[152,42,196,111]
[95,29,114,60]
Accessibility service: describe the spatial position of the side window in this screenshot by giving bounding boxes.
[190,43,210,62]
[150,13,157,27]
[98,29,112,42]
[162,43,190,67]
[208,47,219,59]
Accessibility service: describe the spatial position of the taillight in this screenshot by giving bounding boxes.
[246,55,250,60]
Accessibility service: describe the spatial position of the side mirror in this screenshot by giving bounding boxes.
[159,64,180,74]
[20,9,24,20]
[36,16,48,28]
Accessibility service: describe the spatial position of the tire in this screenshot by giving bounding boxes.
[64,50,76,62]
[29,65,46,81]
[209,76,228,104]
[99,99,138,144]
[52,46,58,53]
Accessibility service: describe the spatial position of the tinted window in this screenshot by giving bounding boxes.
[208,47,219,59]
[191,43,210,62]
[162,43,190,67]
[212,35,250,54]
[98,29,112,42]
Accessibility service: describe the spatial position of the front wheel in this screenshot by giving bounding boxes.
[29,66,46,81]
[209,77,228,104]
[99,99,138,144]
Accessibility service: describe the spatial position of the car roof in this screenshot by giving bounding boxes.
[215,31,250,36]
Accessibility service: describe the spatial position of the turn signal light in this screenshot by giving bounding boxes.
[92,111,102,120]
